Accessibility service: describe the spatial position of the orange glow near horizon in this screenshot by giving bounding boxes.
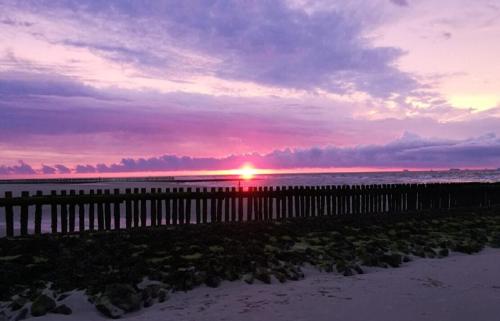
[237,164,257,180]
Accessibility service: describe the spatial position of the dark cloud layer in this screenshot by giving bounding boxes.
[75,132,500,173]
[2,133,499,176]
[10,0,418,98]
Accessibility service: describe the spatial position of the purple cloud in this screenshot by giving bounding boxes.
[0,161,36,175]
[390,0,409,6]
[54,164,71,174]
[67,132,500,174]
[7,0,418,98]
[41,165,56,174]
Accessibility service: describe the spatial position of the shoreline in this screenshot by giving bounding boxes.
[22,248,500,321]
[1,210,500,319]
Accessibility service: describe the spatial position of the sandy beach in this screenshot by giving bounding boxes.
[30,248,500,321]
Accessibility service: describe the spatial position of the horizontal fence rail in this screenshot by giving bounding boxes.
[1,183,500,237]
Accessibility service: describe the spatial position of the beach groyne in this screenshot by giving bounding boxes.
[1,182,499,237]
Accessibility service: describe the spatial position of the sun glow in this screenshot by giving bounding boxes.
[238,164,257,180]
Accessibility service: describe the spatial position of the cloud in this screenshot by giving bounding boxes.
[390,0,409,6]
[4,0,418,98]
[54,164,71,174]
[61,132,500,174]
[0,161,36,175]
[41,165,56,174]
[0,71,113,99]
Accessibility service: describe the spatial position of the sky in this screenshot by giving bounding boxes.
[1,0,500,176]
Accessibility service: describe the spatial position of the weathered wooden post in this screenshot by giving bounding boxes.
[140,188,147,227]
[275,187,281,219]
[202,187,208,223]
[293,186,300,218]
[4,191,14,237]
[61,190,68,234]
[97,189,104,231]
[104,189,111,230]
[263,187,269,220]
[310,186,316,217]
[34,191,43,235]
[224,187,230,222]
[238,186,244,222]
[125,188,132,229]
[287,186,293,218]
[281,186,287,219]
[165,188,171,225]
[68,190,76,232]
[172,188,179,225]
[195,188,201,224]
[231,187,236,222]
[253,187,260,220]
[157,188,163,225]
[185,187,192,224]
[113,188,121,230]
[133,188,140,227]
[150,188,157,226]
[215,188,222,223]
[247,187,254,221]
[50,190,58,233]
[78,190,85,232]
[20,191,29,236]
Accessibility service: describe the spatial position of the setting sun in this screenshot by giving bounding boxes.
[238,164,257,180]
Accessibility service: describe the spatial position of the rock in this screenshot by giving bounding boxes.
[57,293,70,301]
[402,256,411,263]
[95,283,141,318]
[9,296,27,311]
[274,271,287,283]
[31,294,56,317]
[157,289,168,303]
[52,304,72,315]
[14,308,28,321]
[352,265,364,274]
[438,248,449,257]
[205,275,221,288]
[343,268,353,276]
[254,268,271,284]
[382,254,402,267]
[95,296,125,319]
[242,273,254,284]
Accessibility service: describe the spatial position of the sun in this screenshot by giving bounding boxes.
[238,164,257,180]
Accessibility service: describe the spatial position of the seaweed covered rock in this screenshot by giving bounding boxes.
[52,304,72,315]
[30,294,56,317]
[95,284,141,318]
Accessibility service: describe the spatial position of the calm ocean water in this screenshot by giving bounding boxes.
[1,169,500,196]
[1,170,499,236]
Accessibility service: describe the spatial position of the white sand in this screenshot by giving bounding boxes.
[35,248,500,321]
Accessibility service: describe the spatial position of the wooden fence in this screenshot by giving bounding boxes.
[1,182,500,237]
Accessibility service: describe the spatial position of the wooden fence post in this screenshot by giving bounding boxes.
[69,190,76,232]
[125,188,132,229]
[165,188,171,225]
[247,187,254,221]
[104,190,111,230]
[50,190,58,233]
[150,188,157,226]
[113,188,121,230]
[238,187,244,222]
[224,187,230,222]
[140,188,147,227]
[202,188,208,223]
[185,188,192,224]
[78,190,85,232]
[20,191,29,236]
[35,191,42,235]
[97,189,104,231]
[196,188,201,224]
[172,188,178,225]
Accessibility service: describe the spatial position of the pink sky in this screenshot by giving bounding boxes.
[1,0,500,177]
